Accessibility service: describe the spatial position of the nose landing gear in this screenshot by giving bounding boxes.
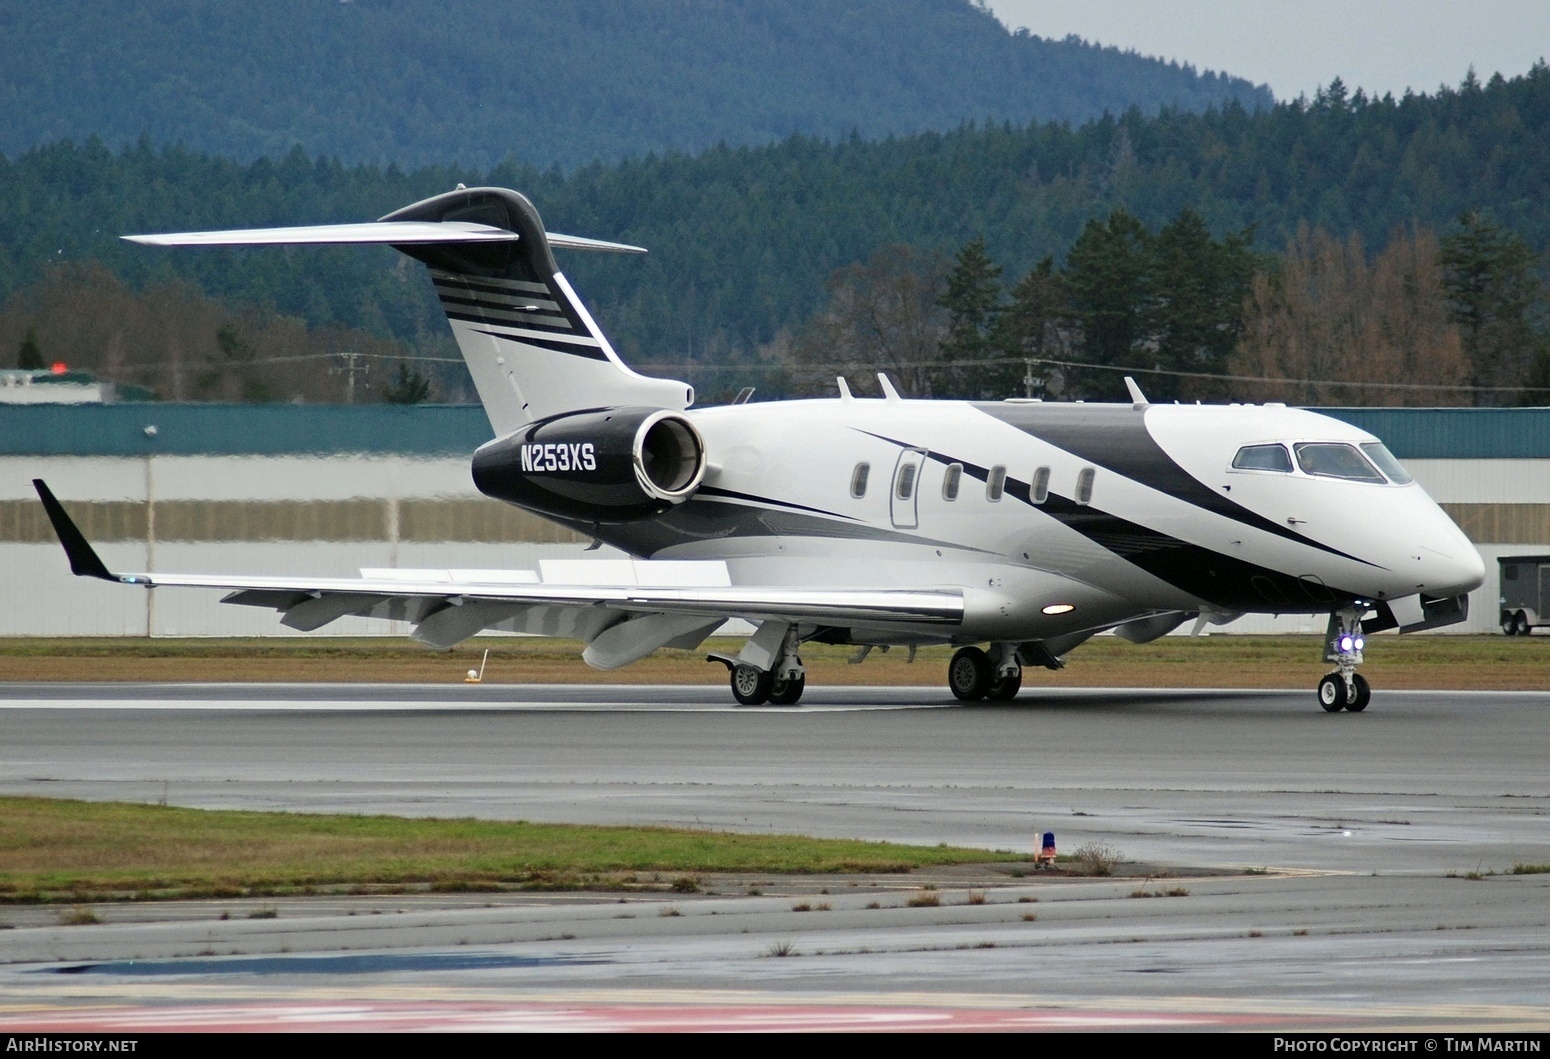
[1318,607,1371,712]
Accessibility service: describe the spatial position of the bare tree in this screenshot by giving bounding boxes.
[1231,225,1467,406]
[0,261,421,402]
[781,245,950,397]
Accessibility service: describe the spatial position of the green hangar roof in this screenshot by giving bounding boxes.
[0,404,496,457]
[1318,408,1550,459]
[0,403,1547,459]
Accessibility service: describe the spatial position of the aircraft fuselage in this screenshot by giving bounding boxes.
[551,396,1483,646]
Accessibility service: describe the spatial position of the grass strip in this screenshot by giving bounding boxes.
[0,797,1022,903]
[0,635,1544,688]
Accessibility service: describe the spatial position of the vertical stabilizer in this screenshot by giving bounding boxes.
[381,187,691,435]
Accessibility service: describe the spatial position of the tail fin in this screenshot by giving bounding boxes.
[125,186,692,435]
[381,187,690,433]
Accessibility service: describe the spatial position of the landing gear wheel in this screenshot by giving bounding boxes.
[1317,674,1346,712]
[986,667,1022,701]
[768,672,806,705]
[1346,673,1371,712]
[948,646,992,701]
[731,664,772,706]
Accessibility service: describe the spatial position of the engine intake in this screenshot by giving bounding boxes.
[472,407,706,523]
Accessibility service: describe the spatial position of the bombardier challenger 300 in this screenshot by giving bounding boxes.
[35,186,1484,710]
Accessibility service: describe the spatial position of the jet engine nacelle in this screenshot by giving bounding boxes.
[471,406,706,523]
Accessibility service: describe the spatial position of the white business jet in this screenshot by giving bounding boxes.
[34,187,1484,711]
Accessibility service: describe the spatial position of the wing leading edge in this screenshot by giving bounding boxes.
[31,481,962,660]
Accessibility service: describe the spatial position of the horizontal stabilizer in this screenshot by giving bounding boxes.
[123,221,646,254]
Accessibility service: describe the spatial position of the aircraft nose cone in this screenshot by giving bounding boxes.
[1417,539,1485,598]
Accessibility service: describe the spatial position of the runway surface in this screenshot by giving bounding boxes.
[1,682,1547,1033]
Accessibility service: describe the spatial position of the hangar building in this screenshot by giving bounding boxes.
[1,404,1544,637]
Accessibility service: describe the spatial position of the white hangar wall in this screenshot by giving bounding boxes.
[4,453,625,637]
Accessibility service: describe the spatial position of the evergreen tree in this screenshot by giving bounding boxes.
[1064,209,1151,396]
[1147,209,1257,399]
[1440,211,1546,402]
[937,237,1005,397]
[16,327,43,370]
[383,361,432,404]
[993,256,1071,398]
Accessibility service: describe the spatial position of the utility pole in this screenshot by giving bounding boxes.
[334,351,369,404]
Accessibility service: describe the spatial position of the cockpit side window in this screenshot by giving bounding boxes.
[1293,442,1386,483]
[1360,442,1414,484]
[1231,443,1293,473]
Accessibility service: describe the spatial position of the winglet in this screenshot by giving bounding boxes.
[32,480,118,581]
[1123,376,1149,409]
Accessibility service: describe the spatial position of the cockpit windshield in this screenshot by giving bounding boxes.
[1293,442,1386,483]
[1359,442,1414,484]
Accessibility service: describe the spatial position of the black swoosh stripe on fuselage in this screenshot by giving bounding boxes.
[1035,490,1359,610]
[855,428,1363,609]
[971,403,1378,567]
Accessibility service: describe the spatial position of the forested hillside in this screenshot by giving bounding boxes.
[0,0,1267,171]
[2,67,1547,404]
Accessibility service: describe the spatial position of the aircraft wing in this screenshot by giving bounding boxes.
[33,480,961,664]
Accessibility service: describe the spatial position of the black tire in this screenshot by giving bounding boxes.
[948,646,992,701]
[1317,673,1345,712]
[731,664,772,705]
[1347,673,1371,712]
[1503,612,1519,635]
[1518,612,1533,636]
[768,672,805,705]
[986,667,1022,701]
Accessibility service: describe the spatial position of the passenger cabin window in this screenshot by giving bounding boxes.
[1294,443,1386,484]
[1076,467,1095,505]
[850,462,870,498]
[1232,444,1293,473]
[986,465,1006,502]
[896,462,917,500]
[942,463,962,500]
[1360,442,1414,484]
[1031,466,1050,504]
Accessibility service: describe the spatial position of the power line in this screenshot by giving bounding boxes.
[88,350,1550,397]
[632,355,1550,395]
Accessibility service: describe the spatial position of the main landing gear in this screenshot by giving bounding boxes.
[711,623,806,706]
[948,643,1022,702]
[1318,606,1372,713]
[729,663,806,706]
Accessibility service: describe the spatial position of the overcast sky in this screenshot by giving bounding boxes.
[984,0,1550,102]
